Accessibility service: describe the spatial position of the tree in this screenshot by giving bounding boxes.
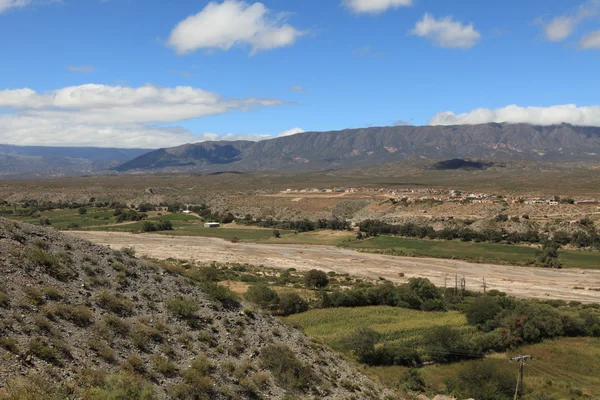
[449,360,516,400]
[304,269,329,289]
[339,327,379,364]
[536,242,561,268]
[78,207,87,215]
[401,369,425,393]
[244,284,279,311]
[273,230,281,238]
[219,212,235,224]
[465,296,503,327]
[278,293,308,316]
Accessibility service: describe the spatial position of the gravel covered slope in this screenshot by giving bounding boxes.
[0,218,392,399]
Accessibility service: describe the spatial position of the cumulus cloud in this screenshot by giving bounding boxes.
[67,65,95,73]
[540,0,599,41]
[428,104,600,127]
[277,127,304,137]
[0,84,284,148]
[411,14,481,49]
[343,0,412,14]
[167,0,306,55]
[580,30,600,49]
[0,0,31,14]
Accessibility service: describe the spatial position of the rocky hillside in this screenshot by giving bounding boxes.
[0,218,391,399]
[117,123,600,173]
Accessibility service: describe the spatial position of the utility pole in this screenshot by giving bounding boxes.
[511,355,533,400]
[482,277,487,295]
[443,274,448,300]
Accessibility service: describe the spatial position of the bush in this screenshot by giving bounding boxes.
[339,327,379,364]
[28,337,61,365]
[45,304,94,327]
[79,207,87,215]
[244,284,280,311]
[84,372,157,400]
[423,326,480,363]
[304,269,329,289]
[24,247,76,282]
[278,292,309,316]
[173,355,214,399]
[152,356,178,377]
[166,296,200,320]
[200,282,239,307]
[465,296,503,327]
[96,291,134,317]
[448,360,516,400]
[260,344,319,392]
[401,368,425,393]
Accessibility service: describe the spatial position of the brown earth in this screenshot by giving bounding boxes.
[70,231,600,304]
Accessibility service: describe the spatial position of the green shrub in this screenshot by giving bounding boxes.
[244,284,280,310]
[24,286,45,306]
[96,291,134,316]
[44,304,94,327]
[166,296,199,320]
[173,355,214,399]
[1,337,19,354]
[42,286,64,301]
[84,371,157,400]
[102,315,131,337]
[260,344,319,392]
[304,269,329,289]
[200,282,239,306]
[28,337,61,365]
[447,360,516,400]
[278,292,309,316]
[152,356,178,377]
[24,247,76,282]
[401,368,425,393]
[1,373,68,400]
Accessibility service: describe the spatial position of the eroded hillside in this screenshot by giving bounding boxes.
[0,218,390,399]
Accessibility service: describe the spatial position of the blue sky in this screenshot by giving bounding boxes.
[0,0,599,148]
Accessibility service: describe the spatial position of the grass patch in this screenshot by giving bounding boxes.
[285,306,470,349]
[344,236,600,269]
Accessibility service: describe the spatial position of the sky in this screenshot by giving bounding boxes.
[0,0,599,148]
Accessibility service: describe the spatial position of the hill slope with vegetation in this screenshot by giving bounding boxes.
[0,218,389,400]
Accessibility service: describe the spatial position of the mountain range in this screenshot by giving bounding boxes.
[2,123,600,178]
[0,145,150,179]
[117,123,600,173]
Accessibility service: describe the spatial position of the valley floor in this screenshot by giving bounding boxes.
[70,231,600,303]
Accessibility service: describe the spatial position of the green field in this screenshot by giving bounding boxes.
[370,337,600,398]
[286,306,600,398]
[285,306,472,349]
[343,236,600,269]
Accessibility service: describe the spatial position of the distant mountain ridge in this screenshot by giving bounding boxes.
[117,123,600,173]
[0,144,152,179]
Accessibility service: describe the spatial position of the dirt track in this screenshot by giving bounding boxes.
[70,231,600,303]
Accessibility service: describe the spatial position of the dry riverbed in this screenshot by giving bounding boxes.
[70,231,600,303]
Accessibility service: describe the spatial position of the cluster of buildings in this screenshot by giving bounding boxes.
[281,187,599,208]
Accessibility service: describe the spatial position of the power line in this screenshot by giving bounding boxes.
[530,359,600,396]
[526,363,600,400]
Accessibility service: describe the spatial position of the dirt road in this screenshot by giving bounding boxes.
[70,231,600,303]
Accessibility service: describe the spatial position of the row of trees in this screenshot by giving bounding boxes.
[359,219,600,252]
[237,216,351,232]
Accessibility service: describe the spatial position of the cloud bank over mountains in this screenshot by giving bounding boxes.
[0,84,284,148]
[429,105,600,127]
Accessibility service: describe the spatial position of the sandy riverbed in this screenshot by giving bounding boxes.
[69,231,600,303]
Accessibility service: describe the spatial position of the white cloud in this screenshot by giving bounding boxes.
[67,65,95,73]
[0,0,31,14]
[580,30,600,49]
[290,85,306,93]
[428,104,600,127]
[411,14,481,49]
[0,84,284,148]
[277,127,304,137]
[343,0,411,14]
[541,0,599,41]
[167,0,305,55]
